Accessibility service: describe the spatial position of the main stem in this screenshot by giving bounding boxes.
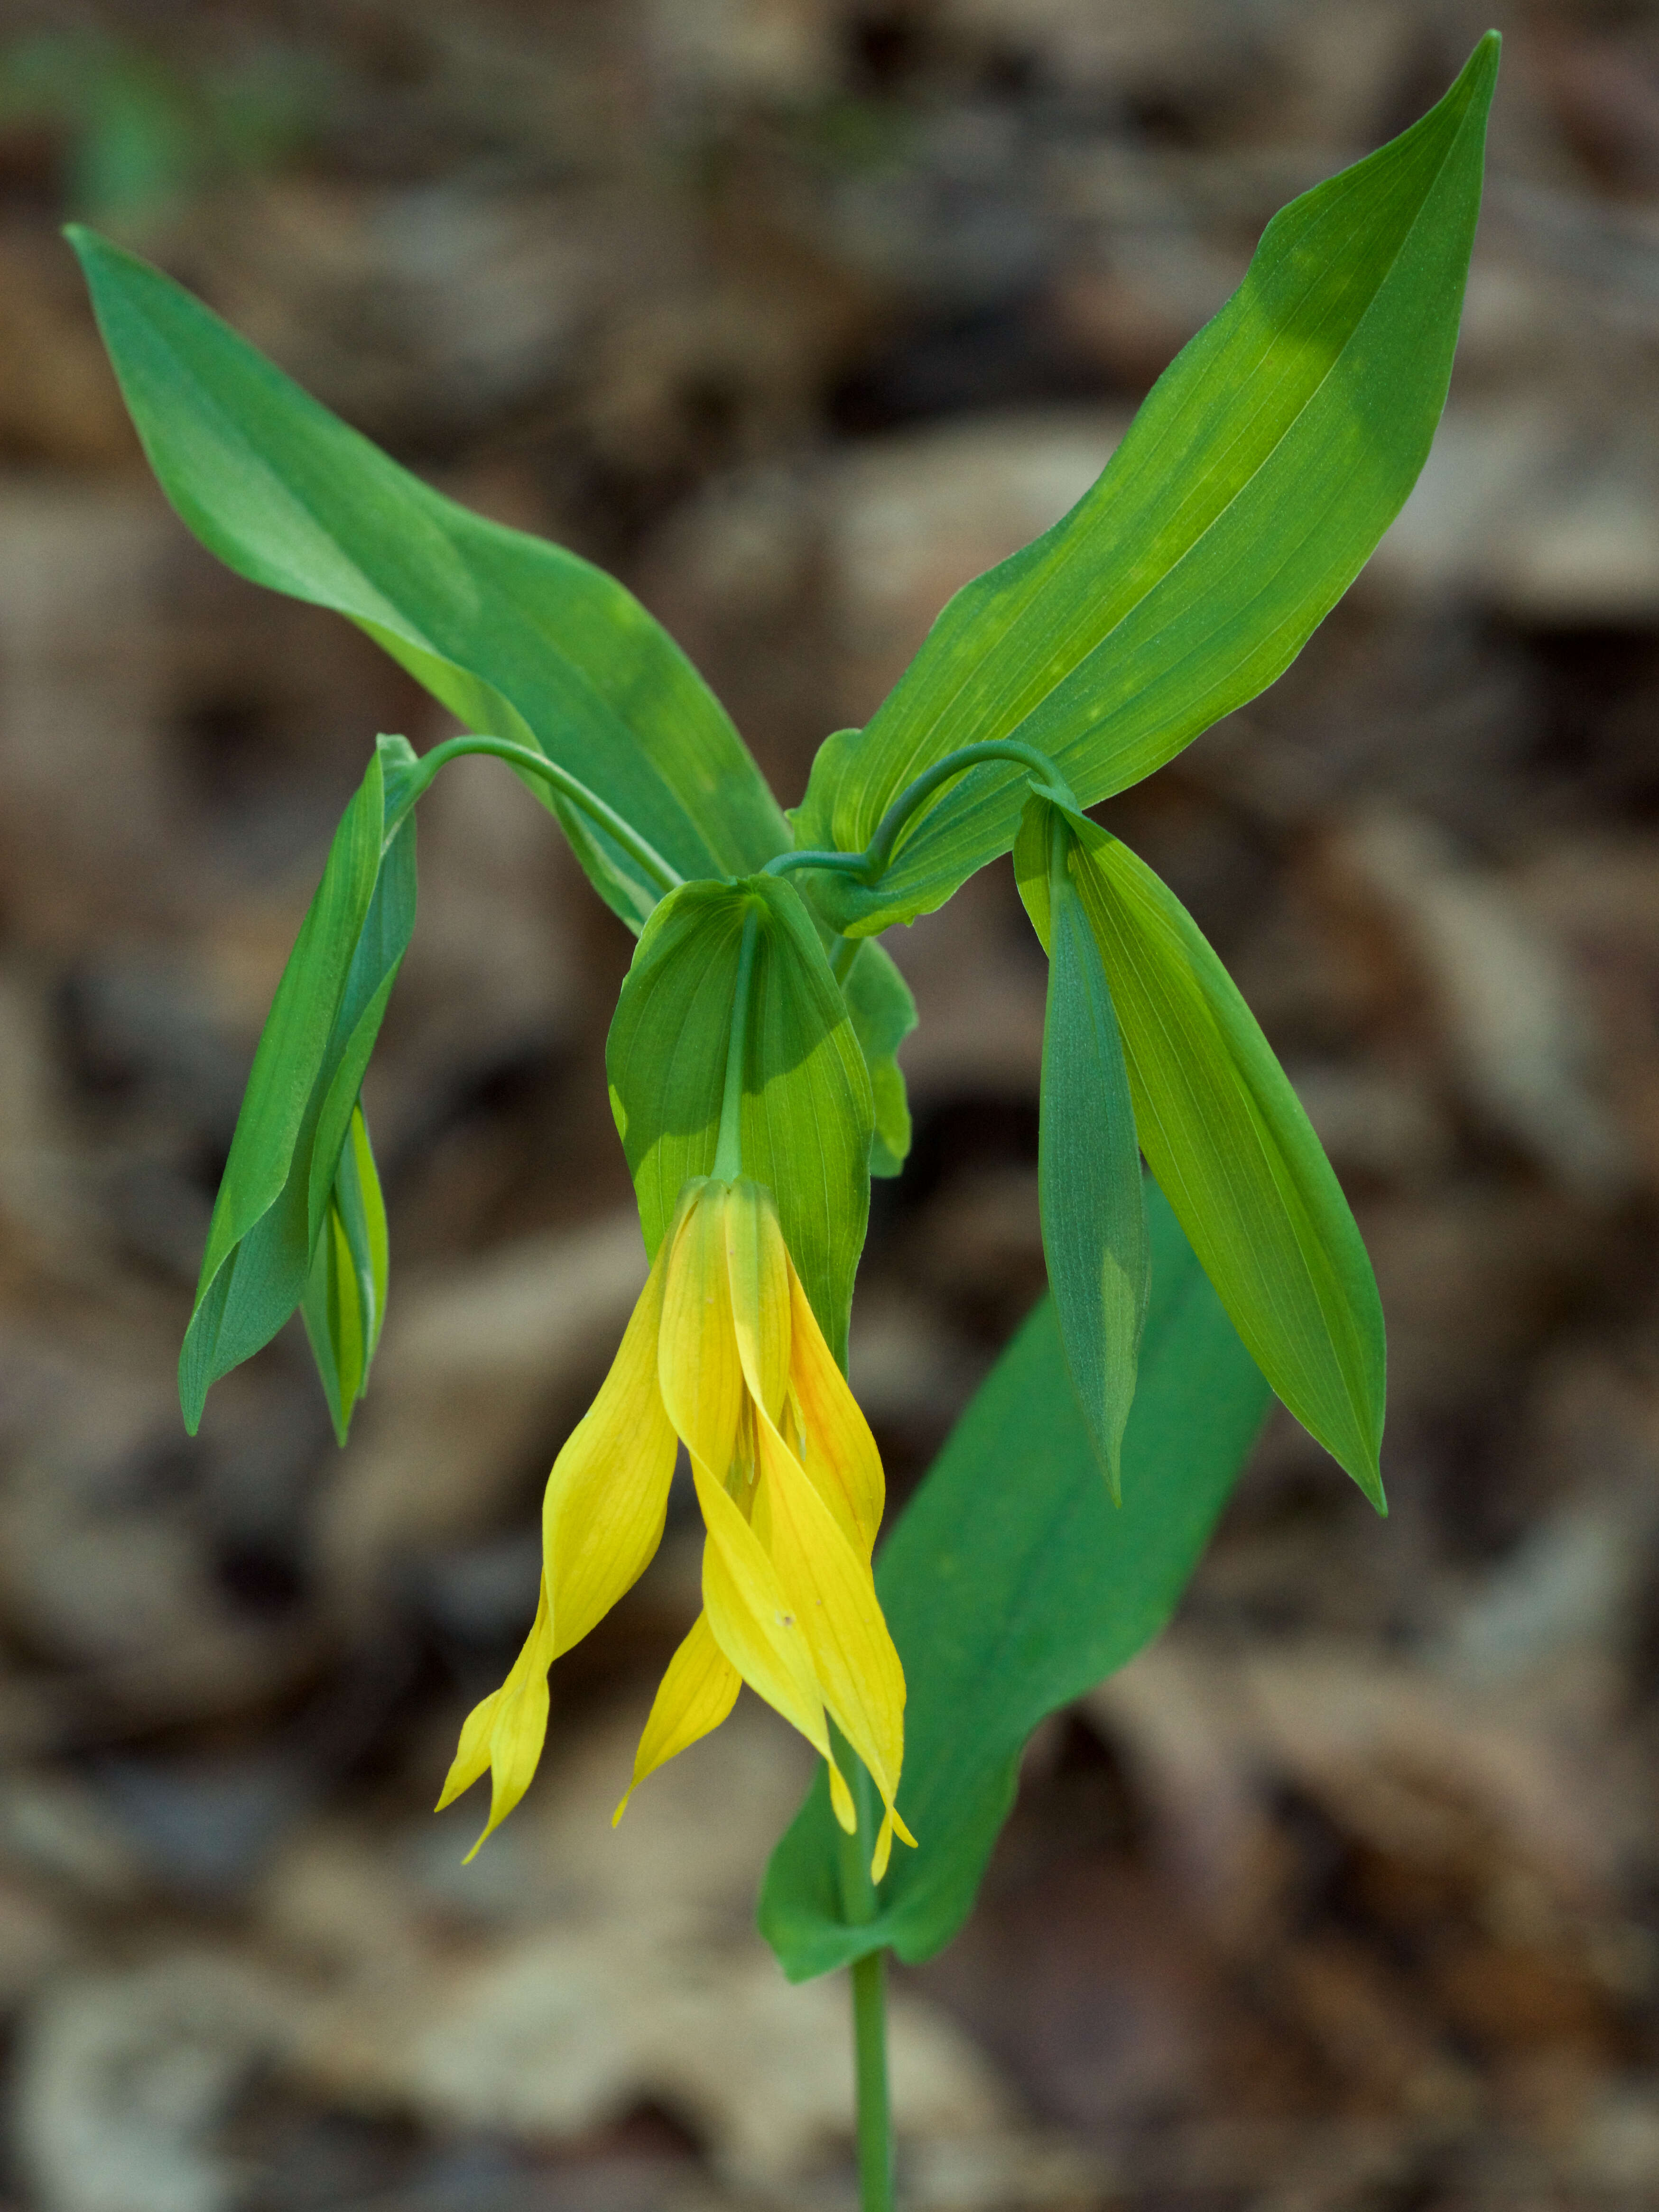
[852,1951,895,2212]
[839,1750,895,2211]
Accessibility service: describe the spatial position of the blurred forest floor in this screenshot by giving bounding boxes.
[3,1,1659,2207]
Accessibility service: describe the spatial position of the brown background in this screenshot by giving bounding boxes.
[2,2,1659,2207]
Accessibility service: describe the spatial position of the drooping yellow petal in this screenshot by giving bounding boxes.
[828,1755,859,1835]
[438,1576,559,1860]
[545,1235,678,1658]
[784,1264,884,1557]
[435,1684,498,1813]
[659,1183,746,1484]
[689,1457,853,1827]
[871,1808,898,1882]
[612,1609,740,1825]
[723,1179,791,1427]
[754,1409,914,1873]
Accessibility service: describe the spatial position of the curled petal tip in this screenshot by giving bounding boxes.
[870,1804,918,1884]
[828,1759,858,1834]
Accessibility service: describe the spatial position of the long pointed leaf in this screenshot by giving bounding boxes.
[1015,794,1149,1498]
[69,227,791,927]
[1069,818,1386,1507]
[759,1184,1269,1979]
[793,35,1499,935]
[180,737,417,1431]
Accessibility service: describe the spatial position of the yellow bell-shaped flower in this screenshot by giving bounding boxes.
[438,1176,915,1879]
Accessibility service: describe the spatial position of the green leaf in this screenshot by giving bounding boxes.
[180,735,417,1433]
[759,1183,1269,1979]
[605,876,874,1363]
[791,35,1499,936]
[841,940,917,1178]
[68,226,790,931]
[301,1104,389,1446]
[1014,794,1149,1499]
[1066,815,1385,1507]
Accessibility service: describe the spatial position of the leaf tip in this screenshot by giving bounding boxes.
[1072,1399,1126,1504]
[61,223,116,282]
[1351,1457,1388,1517]
[177,1346,207,1437]
[1459,27,1502,103]
[1074,1391,1126,1503]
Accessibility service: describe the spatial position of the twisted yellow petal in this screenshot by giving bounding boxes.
[690,1456,845,1802]
[754,1407,912,1874]
[545,1239,678,1658]
[723,1180,791,1426]
[436,1576,557,1859]
[658,1181,746,1485]
[613,1609,739,1823]
[439,1227,676,1852]
[784,1264,883,1558]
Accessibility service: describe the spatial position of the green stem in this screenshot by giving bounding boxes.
[393,735,683,897]
[852,1950,895,2212]
[765,847,873,880]
[763,738,1077,892]
[834,1746,893,2212]
[711,902,761,1182]
[861,739,1077,879]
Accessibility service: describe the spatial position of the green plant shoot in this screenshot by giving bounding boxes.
[73,30,1497,2212]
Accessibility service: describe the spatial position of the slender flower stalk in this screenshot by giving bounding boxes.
[762,738,1078,889]
[438,1174,915,1880]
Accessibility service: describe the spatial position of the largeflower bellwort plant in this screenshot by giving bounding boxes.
[73,36,1498,2209]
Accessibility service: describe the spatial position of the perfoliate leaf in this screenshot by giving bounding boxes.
[1066,816,1386,1507]
[840,940,917,1178]
[791,36,1499,936]
[301,1105,389,1446]
[68,226,790,930]
[759,1184,1270,1980]
[1014,794,1148,1499]
[605,876,873,1364]
[180,735,416,1433]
